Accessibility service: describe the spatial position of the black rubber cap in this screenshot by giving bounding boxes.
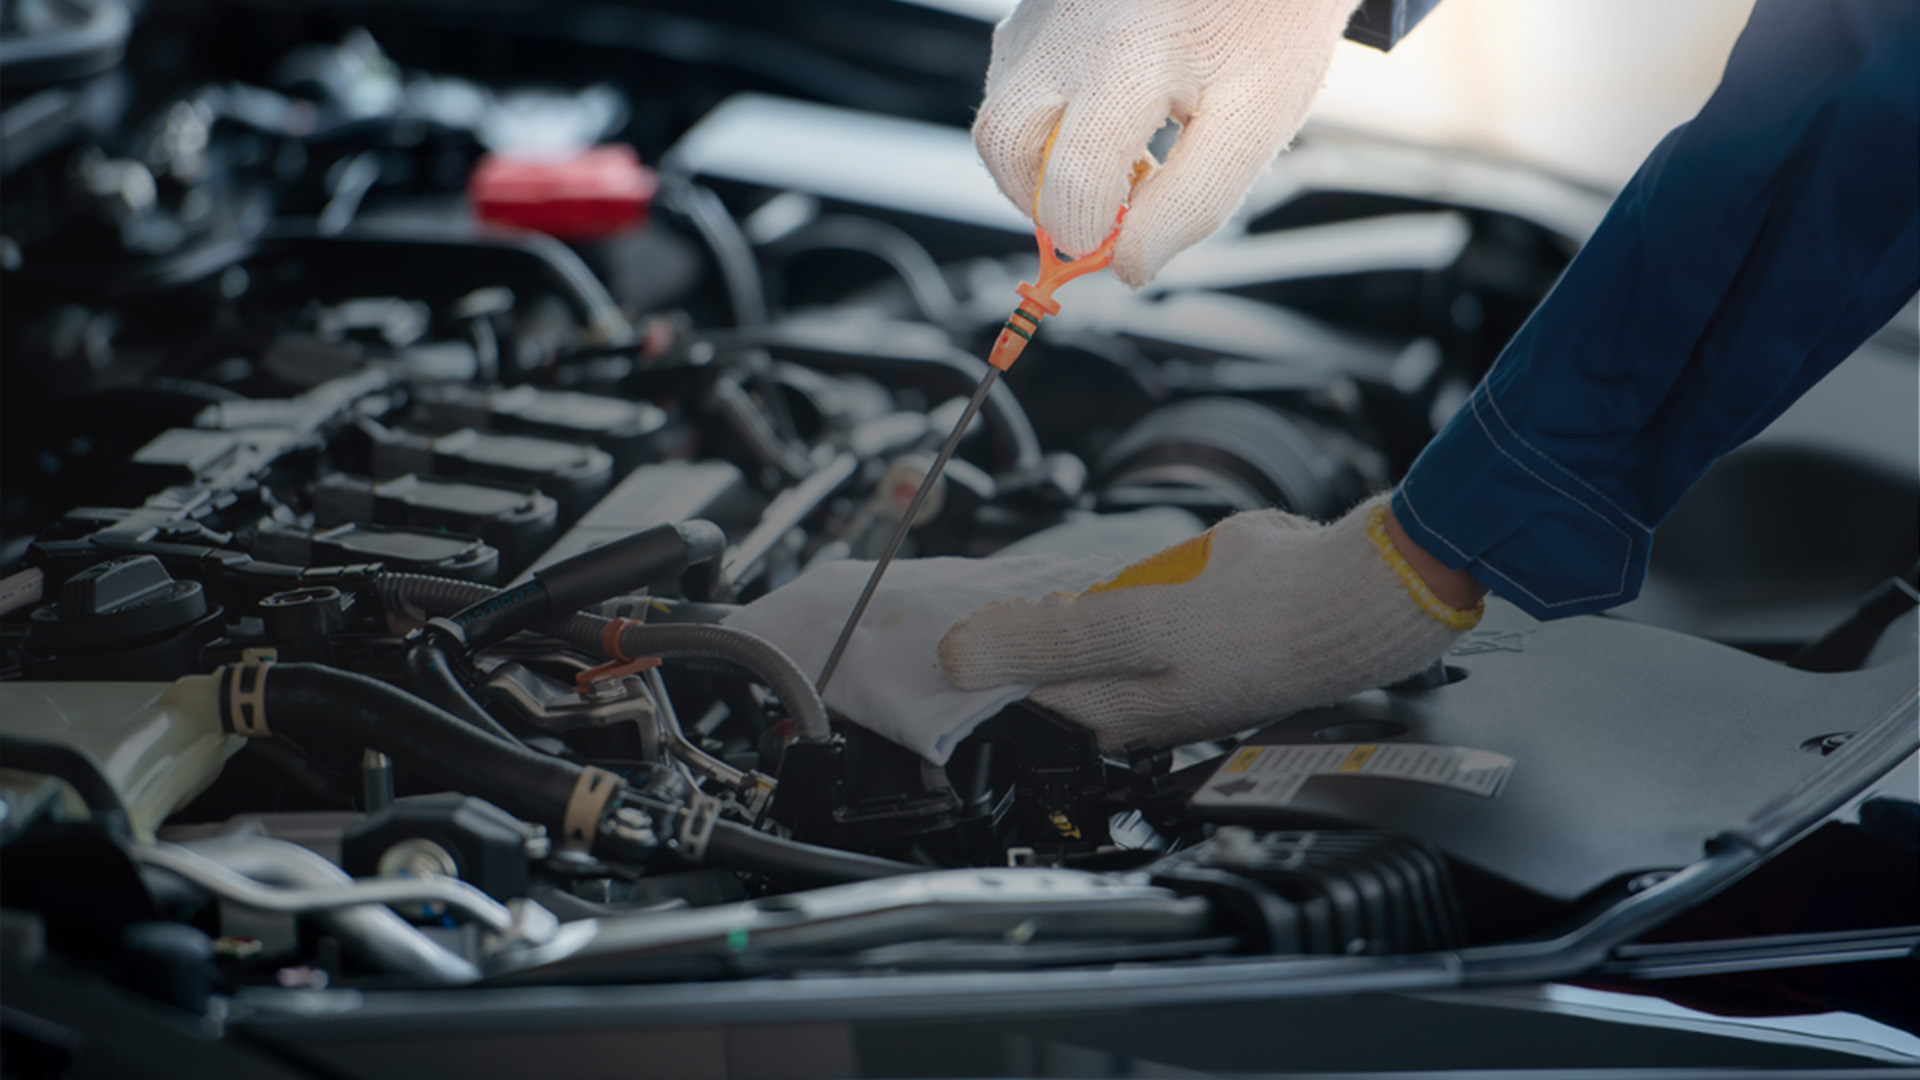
[674,520,726,567]
[28,556,209,648]
[535,519,727,614]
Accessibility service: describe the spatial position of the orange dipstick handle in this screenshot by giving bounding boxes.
[986,204,1129,372]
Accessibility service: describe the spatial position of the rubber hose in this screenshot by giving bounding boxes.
[377,572,495,624]
[660,177,767,328]
[403,637,523,745]
[238,663,910,887]
[440,578,545,653]
[559,614,831,743]
[437,521,725,652]
[702,327,1043,473]
[597,791,918,886]
[704,819,914,886]
[765,216,961,328]
[240,662,582,828]
[375,573,831,742]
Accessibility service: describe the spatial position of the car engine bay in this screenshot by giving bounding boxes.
[1,1,1916,1062]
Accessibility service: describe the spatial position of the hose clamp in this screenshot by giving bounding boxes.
[560,766,624,853]
[678,792,722,863]
[601,617,647,662]
[423,616,468,646]
[572,617,660,693]
[226,658,272,737]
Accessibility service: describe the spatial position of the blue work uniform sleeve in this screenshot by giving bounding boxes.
[1391,0,1918,620]
[1347,0,1444,51]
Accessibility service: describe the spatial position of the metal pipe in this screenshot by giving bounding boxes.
[644,666,749,792]
[158,836,479,985]
[816,368,998,695]
[134,841,515,933]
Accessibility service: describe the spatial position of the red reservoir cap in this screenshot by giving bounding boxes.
[469,144,658,240]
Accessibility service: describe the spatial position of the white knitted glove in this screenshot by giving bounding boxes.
[724,551,1128,764]
[973,0,1363,287]
[938,495,1484,752]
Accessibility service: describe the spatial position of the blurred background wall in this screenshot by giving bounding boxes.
[926,0,1763,191]
[1313,0,1760,188]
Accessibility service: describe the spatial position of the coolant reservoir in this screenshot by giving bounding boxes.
[0,675,236,841]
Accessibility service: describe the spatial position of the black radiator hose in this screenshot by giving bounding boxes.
[441,521,725,651]
[224,662,581,828]
[702,817,913,887]
[558,615,830,742]
[403,636,522,745]
[594,790,916,887]
[216,662,911,884]
[376,571,831,741]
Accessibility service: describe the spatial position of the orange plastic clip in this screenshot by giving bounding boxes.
[986,204,1129,373]
[574,616,661,692]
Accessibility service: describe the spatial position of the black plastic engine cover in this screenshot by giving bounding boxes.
[409,384,671,474]
[1185,599,1917,902]
[252,521,499,581]
[313,473,558,573]
[369,428,614,519]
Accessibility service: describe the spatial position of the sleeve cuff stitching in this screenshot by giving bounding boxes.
[1479,387,1653,533]
[1467,394,1634,605]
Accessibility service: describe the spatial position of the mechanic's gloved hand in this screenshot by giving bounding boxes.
[724,551,1129,764]
[973,0,1364,286]
[938,495,1484,752]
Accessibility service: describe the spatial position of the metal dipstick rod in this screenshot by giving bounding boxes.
[815,368,999,696]
[812,203,1129,699]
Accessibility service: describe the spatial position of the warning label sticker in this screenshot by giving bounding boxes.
[1193,743,1514,809]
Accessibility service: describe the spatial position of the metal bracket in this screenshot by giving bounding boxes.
[678,792,723,863]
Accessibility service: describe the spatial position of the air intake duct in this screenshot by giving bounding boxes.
[1148,828,1464,955]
